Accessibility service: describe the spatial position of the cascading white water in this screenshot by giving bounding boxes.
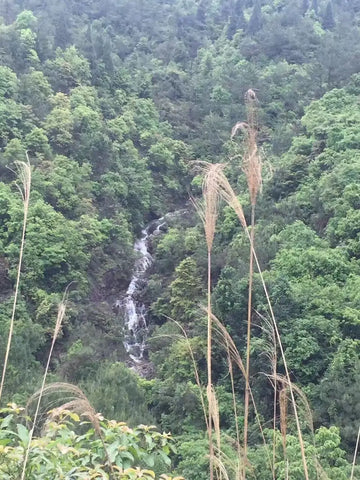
[117,218,165,363]
[114,210,187,371]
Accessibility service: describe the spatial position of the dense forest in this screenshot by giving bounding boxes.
[0,0,360,478]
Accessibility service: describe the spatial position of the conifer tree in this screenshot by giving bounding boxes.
[311,0,319,14]
[227,15,238,39]
[235,0,247,28]
[247,0,262,35]
[227,0,246,38]
[322,1,336,29]
[301,0,310,15]
[196,0,206,26]
[220,0,233,22]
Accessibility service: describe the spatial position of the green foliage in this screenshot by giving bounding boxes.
[0,66,17,98]
[169,257,204,324]
[0,299,44,402]
[248,427,354,480]
[316,340,360,445]
[32,155,94,217]
[45,46,91,92]
[175,434,209,480]
[0,404,179,479]
[85,363,154,426]
[0,1,360,477]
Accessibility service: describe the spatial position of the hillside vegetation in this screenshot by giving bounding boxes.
[0,0,359,478]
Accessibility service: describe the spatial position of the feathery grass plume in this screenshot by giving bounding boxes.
[192,162,223,480]
[279,387,288,461]
[231,90,262,476]
[211,167,310,479]
[226,340,241,460]
[255,311,277,479]
[192,161,224,251]
[25,382,115,479]
[210,311,273,477]
[21,290,69,480]
[195,161,247,229]
[275,375,323,479]
[213,447,245,480]
[209,385,221,456]
[0,156,31,403]
[350,426,360,480]
[231,89,262,207]
[213,454,232,480]
[161,317,209,430]
[251,251,310,480]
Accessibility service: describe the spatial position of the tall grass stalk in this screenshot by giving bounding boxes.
[350,426,360,480]
[252,253,309,480]
[192,163,222,480]
[164,317,209,430]
[21,291,68,480]
[0,157,31,403]
[256,312,278,478]
[226,342,241,460]
[231,90,262,477]
[211,311,273,477]
[205,163,310,479]
[279,387,288,462]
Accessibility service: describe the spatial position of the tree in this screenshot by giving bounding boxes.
[32,155,93,217]
[45,46,91,93]
[311,0,319,13]
[169,257,203,324]
[301,0,310,15]
[0,66,18,98]
[14,10,37,30]
[44,93,74,153]
[317,340,360,446]
[322,1,336,29]
[19,70,52,119]
[247,0,263,35]
[196,0,206,26]
[234,0,246,29]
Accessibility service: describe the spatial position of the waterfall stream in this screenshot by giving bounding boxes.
[114,217,166,367]
[114,209,189,377]
[114,210,187,375]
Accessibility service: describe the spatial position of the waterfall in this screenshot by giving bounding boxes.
[115,217,165,364]
[114,210,187,373]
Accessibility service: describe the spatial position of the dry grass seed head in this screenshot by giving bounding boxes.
[231,89,262,206]
[210,312,246,378]
[274,374,314,435]
[214,442,248,480]
[14,157,31,206]
[255,312,277,376]
[53,294,67,340]
[207,384,221,452]
[195,161,247,230]
[26,382,100,435]
[194,162,225,251]
[279,387,288,455]
[32,382,116,478]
